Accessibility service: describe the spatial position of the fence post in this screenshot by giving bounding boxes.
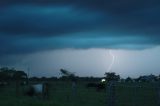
[16,80,20,97]
[132,85,137,106]
[107,81,116,106]
[157,82,160,106]
[72,81,76,97]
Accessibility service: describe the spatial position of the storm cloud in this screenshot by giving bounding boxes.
[0,0,160,55]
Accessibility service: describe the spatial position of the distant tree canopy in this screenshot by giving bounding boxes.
[60,69,77,82]
[135,74,158,82]
[105,72,120,82]
[13,71,27,80]
[125,77,133,82]
[158,75,160,80]
[0,67,27,81]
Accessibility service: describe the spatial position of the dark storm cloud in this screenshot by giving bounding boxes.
[0,0,160,55]
[0,5,104,36]
[1,0,160,14]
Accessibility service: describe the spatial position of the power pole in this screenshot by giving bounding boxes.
[27,67,30,85]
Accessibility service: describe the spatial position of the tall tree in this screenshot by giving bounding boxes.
[13,71,27,80]
[104,72,120,82]
[0,67,27,81]
[60,69,77,82]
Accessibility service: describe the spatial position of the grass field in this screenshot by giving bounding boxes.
[0,81,159,106]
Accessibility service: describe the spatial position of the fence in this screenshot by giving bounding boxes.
[107,81,160,106]
[0,81,160,106]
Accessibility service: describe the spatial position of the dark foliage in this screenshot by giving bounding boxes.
[105,72,120,82]
[86,82,105,91]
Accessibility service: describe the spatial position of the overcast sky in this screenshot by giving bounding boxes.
[0,0,160,78]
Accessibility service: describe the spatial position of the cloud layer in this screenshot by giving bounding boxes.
[0,0,160,55]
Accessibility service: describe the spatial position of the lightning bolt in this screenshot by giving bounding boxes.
[107,50,115,72]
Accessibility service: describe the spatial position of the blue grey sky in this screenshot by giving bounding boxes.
[0,0,160,78]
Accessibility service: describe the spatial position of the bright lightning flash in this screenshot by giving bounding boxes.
[107,50,115,72]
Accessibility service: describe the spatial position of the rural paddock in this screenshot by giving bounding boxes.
[0,81,159,106]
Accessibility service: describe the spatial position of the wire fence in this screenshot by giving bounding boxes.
[106,82,160,106]
[0,82,160,106]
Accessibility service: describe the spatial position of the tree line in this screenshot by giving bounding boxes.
[0,67,160,83]
[0,67,27,82]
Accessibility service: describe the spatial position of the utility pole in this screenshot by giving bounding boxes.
[27,67,30,85]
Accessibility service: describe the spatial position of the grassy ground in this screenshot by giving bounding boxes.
[115,82,158,106]
[0,81,159,106]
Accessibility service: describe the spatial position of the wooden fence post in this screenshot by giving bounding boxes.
[132,85,137,106]
[157,82,160,106]
[72,81,76,97]
[16,80,20,97]
[107,81,116,106]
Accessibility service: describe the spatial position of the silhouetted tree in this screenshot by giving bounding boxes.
[30,77,40,81]
[158,75,160,81]
[136,74,158,82]
[0,67,28,96]
[60,69,77,82]
[125,77,133,83]
[60,69,72,76]
[0,67,16,81]
[104,72,120,82]
[13,71,27,80]
[48,77,58,81]
[0,67,27,85]
[60,69,77,96]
